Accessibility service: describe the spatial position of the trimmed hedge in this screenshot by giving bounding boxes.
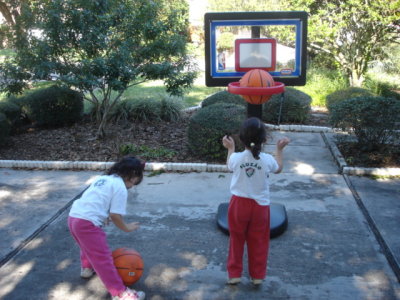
[0,99,20,125]
[201,90,245,108]
[262,87,311,124]
[330,96,400,150]
[187,103,246,161]
[326,87,375,111]
[23,85,83,127]
[0,112,11,145]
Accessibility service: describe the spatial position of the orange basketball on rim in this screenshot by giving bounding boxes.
[239,69,275,104]
[112,247,144,286]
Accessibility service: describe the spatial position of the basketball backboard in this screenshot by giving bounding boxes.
[204,11,308,87]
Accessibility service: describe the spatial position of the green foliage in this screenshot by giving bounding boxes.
[1,0,195,137]
[0,112,11,145]
[329,96,400,151]
[326,87,375,111]
[284,0,400,87]
[262,87,311,124]
[23,85,83,127]
[116,96,183,122]
[201,90,245,108]
[119,144,177,160]
[363,76,400,100]
[0,98,20,125]
[297,64,348,107]
[217,32,235,52]
[187,103,246,161]
[159,96,183,122]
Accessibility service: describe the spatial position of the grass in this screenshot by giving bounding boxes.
[297,65,348,107]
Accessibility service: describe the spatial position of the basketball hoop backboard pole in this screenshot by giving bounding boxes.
[247,26,263,119]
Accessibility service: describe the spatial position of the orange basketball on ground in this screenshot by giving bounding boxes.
[239,69,275,104]
[112,247,144,286]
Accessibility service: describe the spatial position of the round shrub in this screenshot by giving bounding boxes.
[187,103,246,161]
[24,85,83,127]
[326,87,375,111]
[201,90,245,108]
[0,99,21,125]
[117,96,183,122]
[330,96,400,150]
[262,87,311,124]
[0,112,11,145]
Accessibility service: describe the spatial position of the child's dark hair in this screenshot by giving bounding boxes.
[106,156,145,185]
[239,117,268,160]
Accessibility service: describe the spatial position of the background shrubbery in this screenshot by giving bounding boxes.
[326,87,375,111]
[187,103,246,161]
[113,96,183,122]
[201,90,245,108]
[262,87,311,124]
[21,85,83,127]
[329,96,400,151]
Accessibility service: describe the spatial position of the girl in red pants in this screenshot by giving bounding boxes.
[222,117,289,285]
[68,156,146,300]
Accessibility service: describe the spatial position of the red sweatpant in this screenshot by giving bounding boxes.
[227,195,270,279]
[68,217,126,296]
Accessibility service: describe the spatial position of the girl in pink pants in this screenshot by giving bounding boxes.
[222,117,289,285]
[68,156,146,300]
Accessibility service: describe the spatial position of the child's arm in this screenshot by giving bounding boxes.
[274,137,290,174]
[222,135,235,165]
[110,213,140,232]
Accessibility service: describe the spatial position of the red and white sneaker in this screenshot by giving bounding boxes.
[112,288,145,300]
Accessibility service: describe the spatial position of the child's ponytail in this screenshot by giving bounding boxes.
[239,117,268,160]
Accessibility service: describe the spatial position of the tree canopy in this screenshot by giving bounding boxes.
[0,0,196,137]
[283,0,400,86]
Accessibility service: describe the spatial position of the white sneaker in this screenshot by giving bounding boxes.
[251,278,263,285]
[227,277,241,285]
[112,288,145,300]
[80,268,95,279]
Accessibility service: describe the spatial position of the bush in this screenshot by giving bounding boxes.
[201,90,245,108]
[0,112,11,145]
[262,87,311,124]
[0,98,21,125]
[24,85,83,127]
[330,96,400,151]
[117,96,183,122]
[187,103,246,161]
[326,87,375,111]
[363,77,400,100]
[159,96,183,122]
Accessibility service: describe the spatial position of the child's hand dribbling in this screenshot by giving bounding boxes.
[126,222,140,232]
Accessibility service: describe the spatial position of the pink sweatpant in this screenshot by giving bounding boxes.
[227,195,270,279]
[68,216,126,296]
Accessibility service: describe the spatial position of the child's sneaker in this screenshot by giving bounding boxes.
[80,268,95,279]
[112,288,145,300]
[251,278,263,285]
[227,277,241,285]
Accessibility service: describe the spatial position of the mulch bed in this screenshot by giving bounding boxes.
[0,109,398,168]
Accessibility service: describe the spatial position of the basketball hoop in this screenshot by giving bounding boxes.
[227,81,285,96]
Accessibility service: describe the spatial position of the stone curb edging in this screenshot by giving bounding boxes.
[0,160,229,173]
[321,132,400,176]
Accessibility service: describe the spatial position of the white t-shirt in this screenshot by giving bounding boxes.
[228,150,279,206]
[69,174,128,226]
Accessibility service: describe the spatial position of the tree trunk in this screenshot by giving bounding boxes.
[349,70,364,87]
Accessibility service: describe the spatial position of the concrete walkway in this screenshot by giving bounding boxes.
[0,131,399,300]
